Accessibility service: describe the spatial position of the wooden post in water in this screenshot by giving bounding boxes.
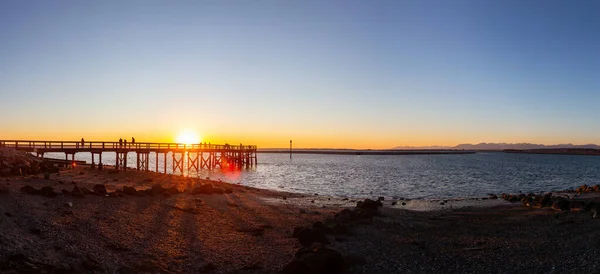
[163,152,167,174]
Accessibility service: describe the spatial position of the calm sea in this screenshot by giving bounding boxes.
[44,152,600,199]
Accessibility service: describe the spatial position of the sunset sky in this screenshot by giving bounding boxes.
[1,0,598,149]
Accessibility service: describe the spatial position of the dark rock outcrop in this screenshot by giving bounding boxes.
[20,185,40,195]
[552,199,570,211]
[40,186,58,197]
[122,186,137,195]
[92,184,107,195]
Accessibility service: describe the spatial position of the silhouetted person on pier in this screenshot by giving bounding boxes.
[132,137,135,145]
[81,138,85,148]
[124,139,127,148]
[119,138,123,148]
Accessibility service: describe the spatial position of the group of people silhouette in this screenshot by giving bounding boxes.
[78,137,136,148]
[118,137,135,148]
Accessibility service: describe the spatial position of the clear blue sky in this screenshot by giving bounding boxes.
[0,0,598,148]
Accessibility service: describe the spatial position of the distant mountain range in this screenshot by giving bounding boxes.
[393,143,600,150]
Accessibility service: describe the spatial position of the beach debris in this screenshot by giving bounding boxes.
[64,202,73,208]
[391,201,397,206]
[402,202,407,206]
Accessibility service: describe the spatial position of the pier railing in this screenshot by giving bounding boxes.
[0,140,256,151]
[0,139,258,173]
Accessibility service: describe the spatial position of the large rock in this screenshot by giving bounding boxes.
[539,193,553,207]
[150,184,166,195]
[356,199,383,210]
[20,185,40,195]
[292,226,330,247]
[93,184,108,195]
[293,227,316,247]
[122,186,137,195]
[192,184,216,195]
[0,148,44,175]
[40,186,58,197]
[576,184,589,193]
[552,199,570,211]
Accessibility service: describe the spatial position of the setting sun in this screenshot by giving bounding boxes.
[175,129,201,145]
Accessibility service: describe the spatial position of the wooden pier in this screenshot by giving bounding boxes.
[0,140,257,174]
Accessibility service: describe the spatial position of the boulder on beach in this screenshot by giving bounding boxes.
[356,199,383,210]
[552,199,570,211]
[20,185,40,195]
[122,186,137,195]
[192,184,222,195]
[0,148,58,175]
[40,186,58,197]
[93,184,108,195]
[150,184,166,195]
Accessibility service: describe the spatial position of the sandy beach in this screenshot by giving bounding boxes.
[2,162,600,273]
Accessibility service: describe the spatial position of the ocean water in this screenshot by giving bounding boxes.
[44,152,600,199]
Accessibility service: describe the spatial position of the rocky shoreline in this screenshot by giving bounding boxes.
[2,148,600,273]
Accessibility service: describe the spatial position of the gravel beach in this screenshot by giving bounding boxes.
[1,164,599,273]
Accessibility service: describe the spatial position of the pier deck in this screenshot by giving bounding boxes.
[0,140,257,174]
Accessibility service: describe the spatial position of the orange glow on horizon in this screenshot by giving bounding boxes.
[175,129,202,145]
